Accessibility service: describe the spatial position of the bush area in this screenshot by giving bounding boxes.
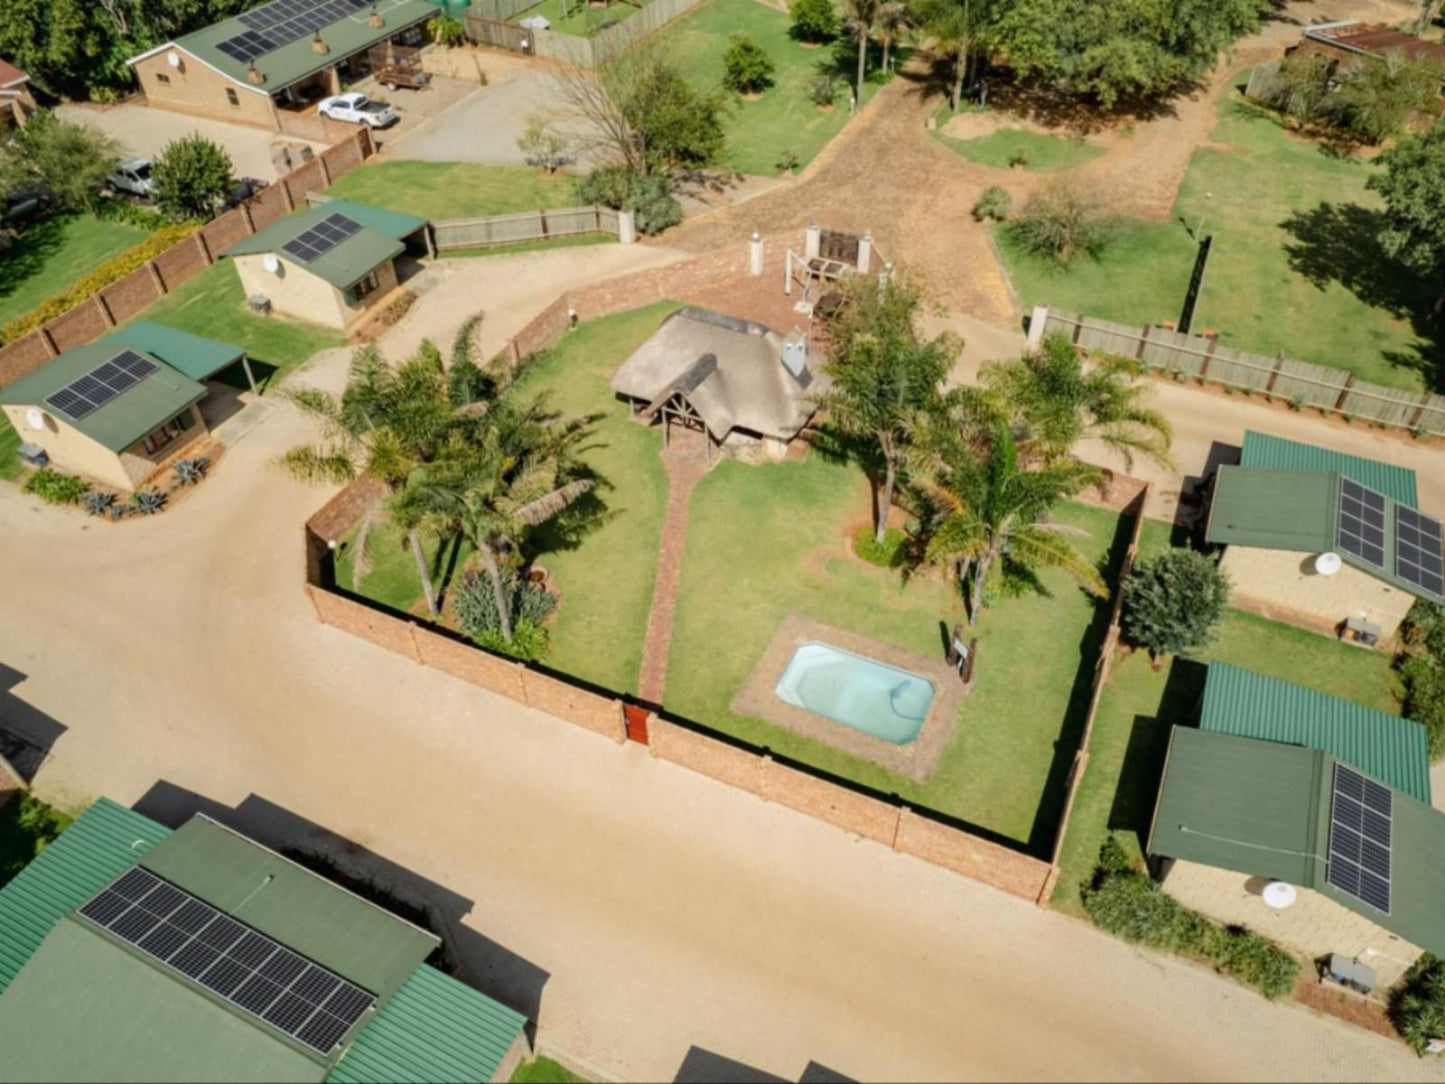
[1,221,198,343]
[576,167,681,235]
[22,468,87,505]
[1083,837,1299,999]
[1391,953,1445,1053]
[0,794,72,889]
[1397,600,1445,760]
[852,524,906,567]
[0,212,148,332]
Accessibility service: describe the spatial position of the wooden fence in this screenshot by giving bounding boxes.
[1029,306,1445,436]
[307,192,625,248]
[464,0,705,67]
[0,129,375,389]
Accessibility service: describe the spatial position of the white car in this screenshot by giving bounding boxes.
[317,93,397,128]
[108,157,154,198]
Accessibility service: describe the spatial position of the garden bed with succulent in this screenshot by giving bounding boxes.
[18,444,220,522]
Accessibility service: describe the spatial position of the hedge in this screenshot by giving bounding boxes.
[1,220,200,343]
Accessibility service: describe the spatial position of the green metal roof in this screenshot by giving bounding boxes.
[99,321,245,383]
[0,799,170,996]
[0,342,206,452]
[1200,662,1431,803]
[1149,727,1445,957]
[140,818,437,1002]
[327,965,526,1084]
[223,199,423,291]
[139,0,439,94]
[0,920,323,1084]
[1241,430,1419,508]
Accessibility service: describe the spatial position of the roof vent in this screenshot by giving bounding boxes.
[312,33,330,55]
[368,5,385,27]
[782,328,808,380]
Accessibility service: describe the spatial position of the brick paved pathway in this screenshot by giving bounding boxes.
[636,429,712,707]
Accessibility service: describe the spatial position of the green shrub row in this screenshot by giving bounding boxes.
[1,220,199,343]
[1082,838,1299,1000]
[22,468,88,505]
[92,197,174,232]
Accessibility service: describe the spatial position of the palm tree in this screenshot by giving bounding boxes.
[840,0,882,106]
[392,396,595,642]
[911,0,979,112]
[982,334,1173,471]
[918,421,1106,625]
[280,342,463,621]
[878,1,908,75]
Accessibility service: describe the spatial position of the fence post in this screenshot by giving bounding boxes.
[241,200,257,235]
[317,152,333,188]
[1135,324,1149,362]
[193,230,213,266]
[1333,372,1355,412]
[1265,353,1285,394]
[146,260,167,295]
[1198,334,1217,379]
[39,327,59,358]
[1409,397,1429,432]
[1025,305,1049,351]
[617,209,636,245]
[93,293,117,329]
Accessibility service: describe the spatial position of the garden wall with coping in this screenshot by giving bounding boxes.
[0,129,374,387]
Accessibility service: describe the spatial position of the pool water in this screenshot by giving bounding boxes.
[774,642,935,745]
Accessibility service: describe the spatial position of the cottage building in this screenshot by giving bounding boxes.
[0,323,251,491]
[1204,430,1441,642]
[0,799,528,1082]
[126,0,439,132]
[609,307,827,461]
[1288,20,1445,69]
[222,199,429,331]
[0,58,35,129]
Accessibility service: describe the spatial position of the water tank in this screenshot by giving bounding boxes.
[1263,881,1297,909]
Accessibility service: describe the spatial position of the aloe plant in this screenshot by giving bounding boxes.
[80,490,116,517]
[173,456,211,486]
[131,489,168,515]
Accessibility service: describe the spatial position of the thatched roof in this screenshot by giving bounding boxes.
[609,308,825,441]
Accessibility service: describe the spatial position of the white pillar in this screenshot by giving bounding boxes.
[856,230,872,273]
[617,210,636,245]
[805,220,821,261]
[1026,304,1050,352]
[749,231,764,276]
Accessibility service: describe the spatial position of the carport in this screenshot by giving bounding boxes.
[100,321,258,393]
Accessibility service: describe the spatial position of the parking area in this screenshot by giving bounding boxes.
[342,72,480,150]
[55,103,326,184]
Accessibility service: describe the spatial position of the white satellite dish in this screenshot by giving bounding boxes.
[25,407,44,431]
[167,50,182,68]
[1263,881,1298,909]
[262,252,281,275]
[1315,551,1343,576]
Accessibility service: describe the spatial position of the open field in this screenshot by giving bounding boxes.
[508,0,661,37]
[324,161,579,221]
[1051,520,1402,914]
[999,93,1439,392]
[938,127,1105,173]
[0,213,147,330]
[656,0,883,176]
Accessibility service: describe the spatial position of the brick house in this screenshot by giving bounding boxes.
[1288,20,1445,69]
[0,57,35,128]
[221,198,429,331]
[0,322,253,491]
[126,0,438,132]
[1204,431,1442,643]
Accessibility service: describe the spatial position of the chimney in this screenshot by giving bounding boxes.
[782,328,809,383]
[247,62,265,84]
[368,5,385,27]
[312,33,330,55]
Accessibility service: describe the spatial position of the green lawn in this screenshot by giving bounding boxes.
[938,127,1105,173]
[336,304,675,694]
[509,0,659,37]
[0,415,20,481]
[0,213,147,329]
[655,0,884,176]
[666,456,1129,850]
[510,1057,587,1084]
[999,92,1440,392]
[325,161,579,221]
[0,793,72,890]
[135,262,344,391]
[1051,519,1402,915]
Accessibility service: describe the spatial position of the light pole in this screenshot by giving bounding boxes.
[1195,191,1213,241]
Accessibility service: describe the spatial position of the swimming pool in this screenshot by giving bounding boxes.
[773,641,936,745]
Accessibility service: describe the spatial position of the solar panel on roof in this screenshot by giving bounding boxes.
[280,213,363,264]
[42,350,157,421]
[1326,763,1392,914]
[77,867,376,1054]
[225,0,370,59]
[1396,505,1445,598]
[1338,477,1387,568]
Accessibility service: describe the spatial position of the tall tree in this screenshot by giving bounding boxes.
[981,334,1172,470]
[877,0,908,76]
[152,133,234,220]
[0,110,120,211]
[918,422,1106,625]
[1368,124,1445,314]
[840,0,882,106]
[816,274,960,543]
[911,0,987,112]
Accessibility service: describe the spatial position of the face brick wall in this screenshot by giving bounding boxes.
[100,266,165,325]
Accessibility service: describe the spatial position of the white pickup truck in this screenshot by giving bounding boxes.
[317,93,397,129]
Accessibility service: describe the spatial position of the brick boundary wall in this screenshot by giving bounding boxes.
[301,477,1054,903]
[1036,483,1151,903]
[0,129,375,387]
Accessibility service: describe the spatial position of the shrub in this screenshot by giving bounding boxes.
[152,134,235,221]
[80,490,116,517]
[453,568,558,662]
[429,11,466,46]
[973,184,1011,221]
[93,197,171,231]
[23,469,88,504]
[575,166,681,235]
[1008,147,1032,169]
[173,457,210,486]
[853,524,906,568]
[1391,954,1445,1053]
[790,0,839,43]
[776,149,800,174]
[808,70,842,107]
[1007,182,1115,266]
[1217,928,1298,1000]
[131,489,167,515]
[1122,549,1230,662]
[517,115,572,174]
[723,33,776,95]
[1,221,199,343]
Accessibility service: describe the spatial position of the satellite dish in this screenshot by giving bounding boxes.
[25,407,44,431]
[167,51,181,68]
[1316,551,1343,576]
[1263,881,1298,909]
[262,253,281,275]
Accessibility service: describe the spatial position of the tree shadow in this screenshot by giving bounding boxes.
[0,214,71,306]
[978,69,1187,134]
[1280,201,1445,389]
[809,422,886,528]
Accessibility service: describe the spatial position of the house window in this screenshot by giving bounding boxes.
[141,410,196,455]
[155,72,171,85]
[226,88,240,106]
[348,270,380,305]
